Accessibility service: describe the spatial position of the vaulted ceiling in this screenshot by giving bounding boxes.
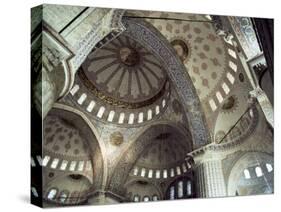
[82,34,167,104]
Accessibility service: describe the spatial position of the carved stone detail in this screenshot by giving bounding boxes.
[122,18,209,148]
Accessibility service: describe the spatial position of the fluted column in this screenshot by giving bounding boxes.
[195,160,226,198]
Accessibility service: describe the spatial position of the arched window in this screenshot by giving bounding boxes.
[169,186,175,200]
[77,93,87,105]
[167,178,193,200]
[182,163,187,173]
[163,169,168,178]
[133,167,138,176]
[86,100,95,112]
[69,161,77,171]
[50,158,59,169]
[59,191,69,203]
[60,160,68,170]
[170,168,175,177]
[255,166,263,177]
[133,195,140,202]
[118,113,125,124]
[107,110,115,122]
[243,169,251,179]
[266,163,273,172]
[222,82,230,94]
[227,72,235,84]
[186,180,192,196]
[147,109,152,120]
[47,188,57,200]
[143,196,150,202]
[178,181,183,198]
[156,170,160,178]
[70,84,80,95]
[77,161,84,171]
[186,160,192,169]
[138,112,144,123]
[148,169,153,178]
[209,99,217,111]
[162,99,166,108]
[141,168,146,177]
[216,91,223,103]
[97,106,105,118]
[152,195,158,201]
[42,155,50,167]
[249,109,254,118]
[155,105,160,115]
[176,166,181,175]
[128,113,135,124]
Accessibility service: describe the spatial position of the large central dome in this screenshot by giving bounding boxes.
[81,34,167,104]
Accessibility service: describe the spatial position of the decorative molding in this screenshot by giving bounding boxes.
[78,69,168,109]
[189,104,259,157]
[122,17,209,148]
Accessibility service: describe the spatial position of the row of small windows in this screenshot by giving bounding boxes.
[243,163,273,179]
[47,188,69,203]
[168,180,192,200]
[71,85,168,124]
[133,162,192,179]
[31,155,92,172]
[133,195,159,202]
[208,58,238,112]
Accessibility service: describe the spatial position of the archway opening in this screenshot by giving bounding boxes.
[227,152,274,196]
[42,108,104,206]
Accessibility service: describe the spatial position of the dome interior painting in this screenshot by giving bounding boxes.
[31,4,274,208]
[81,34,167,105]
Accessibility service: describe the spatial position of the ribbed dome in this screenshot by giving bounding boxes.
[82,34,167,104]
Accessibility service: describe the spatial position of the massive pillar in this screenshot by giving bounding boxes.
[195,160,226,198]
